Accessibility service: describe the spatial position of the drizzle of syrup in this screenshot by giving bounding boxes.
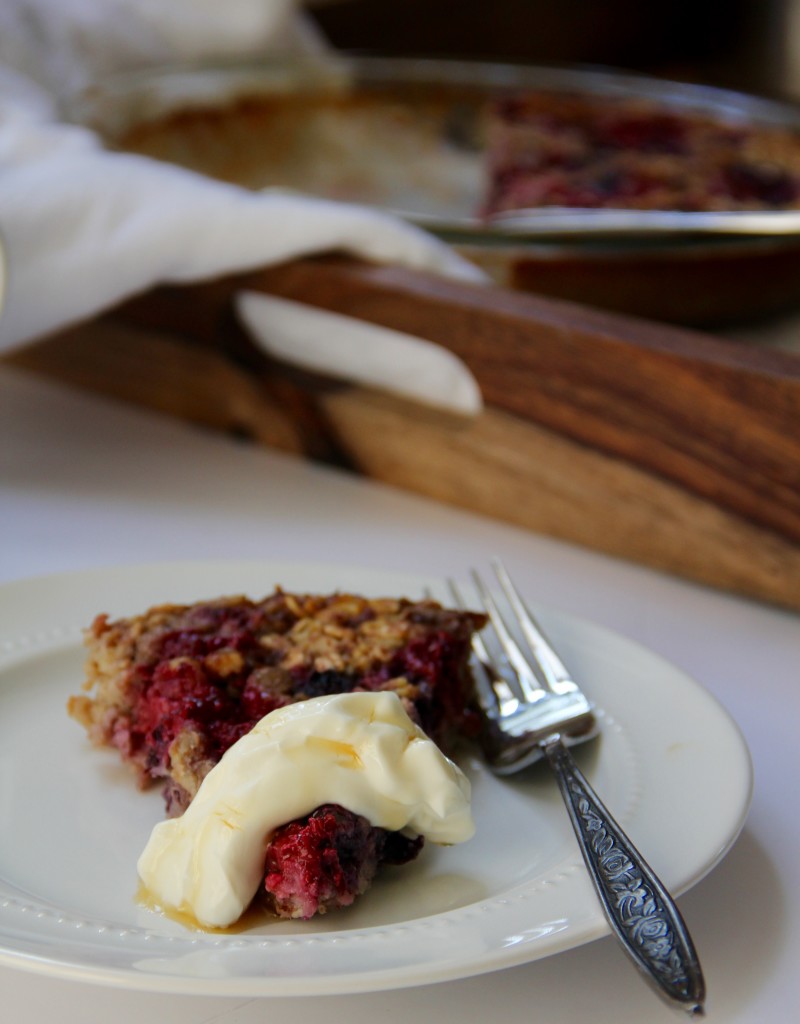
[136,884,270,934]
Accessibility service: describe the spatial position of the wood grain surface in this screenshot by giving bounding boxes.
[7,255,800,610]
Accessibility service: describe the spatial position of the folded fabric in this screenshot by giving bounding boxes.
[0,1,486,411]
[0,0,323,100]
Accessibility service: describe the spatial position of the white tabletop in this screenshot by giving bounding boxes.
[1,363,797,1023]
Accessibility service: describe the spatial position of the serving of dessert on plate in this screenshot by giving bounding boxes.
[0,561,753,992]
[68,587,486,925]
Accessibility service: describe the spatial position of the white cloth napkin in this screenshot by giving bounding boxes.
[0,0,485,413]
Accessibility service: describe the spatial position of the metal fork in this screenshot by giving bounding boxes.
[449,561,706,1017]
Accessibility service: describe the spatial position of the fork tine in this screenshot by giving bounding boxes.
[470,569,547,704]
[491,559,577,697]
[447,579,518,715]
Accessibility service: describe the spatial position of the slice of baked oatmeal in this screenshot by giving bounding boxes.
[68,587,485,920]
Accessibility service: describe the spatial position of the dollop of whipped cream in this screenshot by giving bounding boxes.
[137,691,474,928]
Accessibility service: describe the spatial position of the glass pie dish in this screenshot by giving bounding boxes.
[67,55,800,326]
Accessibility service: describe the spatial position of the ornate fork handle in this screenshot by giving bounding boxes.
[543,735,706,1017]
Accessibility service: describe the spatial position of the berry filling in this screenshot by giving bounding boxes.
[121,621,476,794]
[263,804,424,919]
[483,91,800,215]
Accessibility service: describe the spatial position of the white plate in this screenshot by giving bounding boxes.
[0,560,752,996]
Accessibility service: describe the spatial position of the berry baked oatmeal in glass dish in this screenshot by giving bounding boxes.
[481,90,800,216]
[68,587,486,923]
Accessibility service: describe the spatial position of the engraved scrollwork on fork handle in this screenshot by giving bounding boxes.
[542,735,706,1017]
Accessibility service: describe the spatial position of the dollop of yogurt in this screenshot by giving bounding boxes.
[137,691,474,928]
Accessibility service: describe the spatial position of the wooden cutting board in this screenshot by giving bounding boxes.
[7,255,800,610]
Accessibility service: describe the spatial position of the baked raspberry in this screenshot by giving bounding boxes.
[263,804,423,919]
